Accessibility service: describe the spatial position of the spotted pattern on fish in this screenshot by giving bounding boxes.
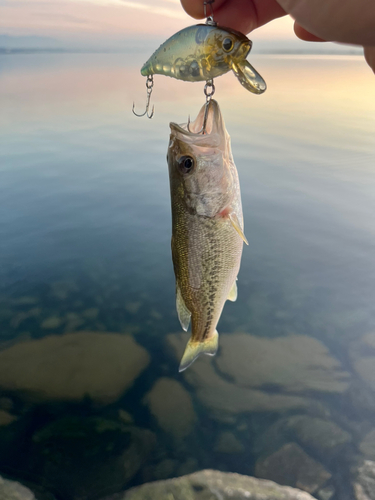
[168,99,245,369]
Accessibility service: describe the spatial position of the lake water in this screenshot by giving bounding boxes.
[0,51,375,500]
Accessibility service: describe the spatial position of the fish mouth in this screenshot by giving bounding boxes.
[170,99,225,145]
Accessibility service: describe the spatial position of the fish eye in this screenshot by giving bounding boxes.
[178,155,194,174]
[222,37,233,52]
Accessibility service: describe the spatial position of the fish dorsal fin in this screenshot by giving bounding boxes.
[179,330,219,372]
[229,213,249,245]
[231,60,267,95]
[227,279,238,302]
[176,284,191,332]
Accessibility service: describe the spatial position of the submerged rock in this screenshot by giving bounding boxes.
[360,429,375,460]
[350,333,375,391]
[0,331,150,404]
[317,485,335,500]
[214,431,245,454]
[40,315,63,329]
[255,443,331,494]
[104,469,316,500]
[168,334,315,415]
[31,416,155,500]
[143,378,196,441]
[285,415,351,455]
[216,333,350,393]
[254,415,351,460]
[118,410,134,425]
[354,460,375,500]
[0,409,17,427]
[175,457,199,477]
[0,475,35,500]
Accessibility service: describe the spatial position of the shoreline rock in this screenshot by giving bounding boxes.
[102,469,317,500]
[0,475,35,500]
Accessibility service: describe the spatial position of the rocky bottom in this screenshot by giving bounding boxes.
[1,285,375,500]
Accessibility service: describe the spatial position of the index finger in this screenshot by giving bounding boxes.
[180,0,286,34]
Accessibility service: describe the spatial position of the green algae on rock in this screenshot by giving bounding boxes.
[0,332,150,404]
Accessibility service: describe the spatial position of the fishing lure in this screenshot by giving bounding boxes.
[133,0,266,125]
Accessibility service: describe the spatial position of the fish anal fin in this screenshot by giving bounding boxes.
[229,213,249,245]
[179,331,219,372]
[227,279,238,302]
[176,285,191,332]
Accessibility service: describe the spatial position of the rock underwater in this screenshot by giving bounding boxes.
[102,469,317,500]
[167,332,349,417]
[0,331,149,404]
[0,475,35,500]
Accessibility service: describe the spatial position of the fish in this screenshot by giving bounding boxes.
[167,99,247,372]
[142,24,266,94]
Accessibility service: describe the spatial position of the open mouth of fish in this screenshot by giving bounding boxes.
[170,99,224,144]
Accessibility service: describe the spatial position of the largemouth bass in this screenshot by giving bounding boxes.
[142,24,266,94]
[168,99,247,372]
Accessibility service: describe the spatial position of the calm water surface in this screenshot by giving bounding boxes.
[0,52,375,500]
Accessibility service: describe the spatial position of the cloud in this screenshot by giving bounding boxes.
[120,0,186,19]
[1,0,190,39]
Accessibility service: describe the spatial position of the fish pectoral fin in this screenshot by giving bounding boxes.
[227,279,238,302]
[176,284,191,332]
[179,331,219,372]
[229,213,249,245]
[231,60,267,95]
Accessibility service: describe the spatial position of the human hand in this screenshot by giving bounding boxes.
[180,0,375,72]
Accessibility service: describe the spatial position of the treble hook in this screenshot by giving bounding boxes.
[132,75,155,118]
[187,79,215,135]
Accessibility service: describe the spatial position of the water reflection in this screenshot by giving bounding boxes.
[0,52,374,500]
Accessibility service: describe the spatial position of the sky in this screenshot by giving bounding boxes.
[1,0,364,54]
[1,0,297,45]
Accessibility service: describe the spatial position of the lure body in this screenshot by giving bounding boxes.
[141,24,266,94]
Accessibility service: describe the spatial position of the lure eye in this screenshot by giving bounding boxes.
[178,155,194,174]
[222,38,233,52]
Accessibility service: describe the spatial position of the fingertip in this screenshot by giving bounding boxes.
[364,46,375,73]
[180,0,205,19]
[294,21,326,42]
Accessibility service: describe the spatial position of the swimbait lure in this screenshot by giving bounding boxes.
[133,4,266,120]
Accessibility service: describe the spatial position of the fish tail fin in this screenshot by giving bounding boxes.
[179,330,219,372]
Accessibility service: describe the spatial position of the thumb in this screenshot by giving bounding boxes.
[364,46,375,73]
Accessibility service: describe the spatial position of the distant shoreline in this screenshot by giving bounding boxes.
[0,47,363,56]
